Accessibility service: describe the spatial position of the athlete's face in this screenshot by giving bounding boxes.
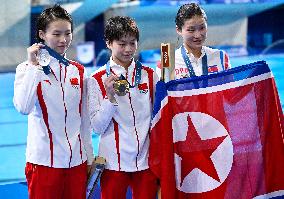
[177,15,207,52]
[107,34,138,69]
[39,19,72,55]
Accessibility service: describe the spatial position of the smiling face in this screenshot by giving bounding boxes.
[107,34,138,69]
[177,15,207,54]
[39,19,72,55]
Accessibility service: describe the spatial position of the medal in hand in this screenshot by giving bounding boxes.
[113,75,130,96]
[37,48,51,75]
[37,48,51,66]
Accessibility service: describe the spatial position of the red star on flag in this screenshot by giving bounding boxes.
[174,114,227,186]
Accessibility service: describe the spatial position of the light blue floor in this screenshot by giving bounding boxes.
[0,54,283,198]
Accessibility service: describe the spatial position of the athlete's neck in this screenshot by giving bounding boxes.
[112,57,132,70]
[184,44,202,59]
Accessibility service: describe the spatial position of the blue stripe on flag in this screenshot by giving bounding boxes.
[166,61,270,92]
[273,196,284,199]
[152,81,167,118]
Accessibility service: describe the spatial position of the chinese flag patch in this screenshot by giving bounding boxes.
[70,77,79,85]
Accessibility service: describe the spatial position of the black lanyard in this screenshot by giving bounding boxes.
[106,60,142,88]
[181,45,208,76]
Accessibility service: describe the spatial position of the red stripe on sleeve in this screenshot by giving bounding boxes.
[92,70,107,98]
[37,83,54,167]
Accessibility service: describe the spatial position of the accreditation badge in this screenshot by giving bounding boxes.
[37,48,51,66]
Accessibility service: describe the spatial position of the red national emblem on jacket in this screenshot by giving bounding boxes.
[138,83,148,94]
[208,65,218,73]
[70,77,79,85]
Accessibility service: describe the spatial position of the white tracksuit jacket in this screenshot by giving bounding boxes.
[13,57,94,168]
[87,59,158,172]
[175,46,231,79]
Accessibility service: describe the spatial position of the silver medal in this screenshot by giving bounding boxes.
[37,49,51,66]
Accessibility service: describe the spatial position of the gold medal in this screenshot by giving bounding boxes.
[113,79,129,96]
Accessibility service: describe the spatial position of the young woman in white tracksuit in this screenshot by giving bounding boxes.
[13,5,93,199]
[174,3,231,79]
[87,16,159,199]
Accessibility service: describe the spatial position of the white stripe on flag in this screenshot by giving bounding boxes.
[168,72,273,97]
[151,97,168,129]
[253,190,284,199]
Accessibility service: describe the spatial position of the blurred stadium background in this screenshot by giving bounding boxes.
[0,0,283,198]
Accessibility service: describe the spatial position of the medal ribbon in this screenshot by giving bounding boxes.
[106,60,142,88]
[181,45,208,76]
[41,45,70,75]
[43,45,70,66]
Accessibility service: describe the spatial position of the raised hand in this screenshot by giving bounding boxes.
[27,43,45,66]
[104,74,119,104]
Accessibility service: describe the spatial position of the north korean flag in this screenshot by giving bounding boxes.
[149,61,284,199]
